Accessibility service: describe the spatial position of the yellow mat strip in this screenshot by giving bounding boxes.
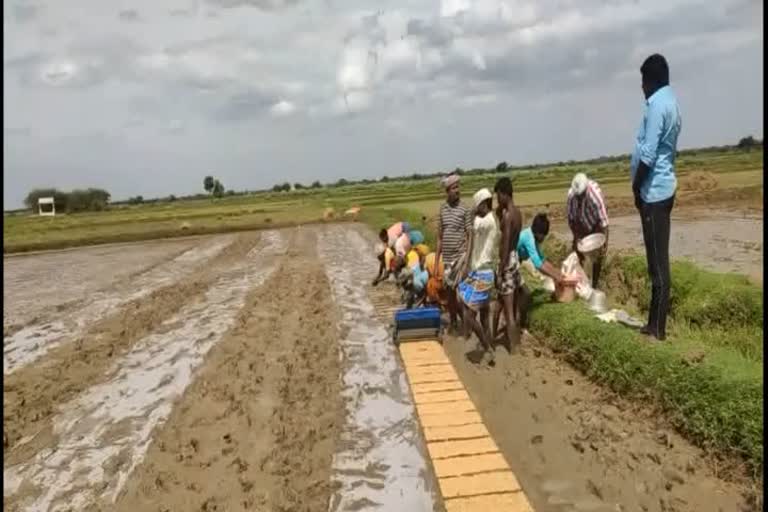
[399,339,535,512]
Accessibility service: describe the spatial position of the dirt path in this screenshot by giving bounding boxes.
[3,233,261,468]
[440,336,753,512]
[113,227,341,512]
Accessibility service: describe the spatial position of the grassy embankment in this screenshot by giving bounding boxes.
[4,147,762,253]
[530,239,763,477]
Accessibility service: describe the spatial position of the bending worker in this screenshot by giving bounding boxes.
[494,213,563,339]
[567,173,609,289]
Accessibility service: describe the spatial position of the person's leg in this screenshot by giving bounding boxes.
[517,286,532,330]
[501,293,518,351]
[492,299,504,340]
[650,197,673,339]
[591,229,609,289]
[447,279,460,328]
[479,305,494,362]
[639,204,658,333]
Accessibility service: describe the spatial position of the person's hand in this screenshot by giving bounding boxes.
[634,192,643,212]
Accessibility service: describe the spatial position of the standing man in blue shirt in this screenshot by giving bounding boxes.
[630,54,682,341]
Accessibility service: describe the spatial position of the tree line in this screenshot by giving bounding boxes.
[24,188,111,213]
[20,137,761,212]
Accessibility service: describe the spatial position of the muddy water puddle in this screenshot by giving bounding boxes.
[3,232,286,512]
[318,225,438,512]
[3,238,198,330]
[3,235,236,375]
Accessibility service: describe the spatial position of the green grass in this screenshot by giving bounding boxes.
[528,293,763,474]
[522,239,764,474]
[4,146,762,253]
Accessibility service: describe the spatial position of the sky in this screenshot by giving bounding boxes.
[3,0,763,207]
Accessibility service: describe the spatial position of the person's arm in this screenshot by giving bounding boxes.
[524,233,562,283]
[566,195,579,237]
[589,186,609,232]
[539,260,563,282]
[372,259,385,285]
[435,209,443,267]
[633,103,665,208]
[498,211,511,280]
[462,223,474,279]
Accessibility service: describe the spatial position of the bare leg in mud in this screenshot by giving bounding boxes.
[503,293,521,351]
[462,303,494,364]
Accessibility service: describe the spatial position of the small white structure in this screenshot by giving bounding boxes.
[38,197,56,216]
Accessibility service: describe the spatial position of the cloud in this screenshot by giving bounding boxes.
[204,0,301,10]
[2,0,763,207]
[10,3,40,22]
[270,100,297,116]
[118,9,141,22]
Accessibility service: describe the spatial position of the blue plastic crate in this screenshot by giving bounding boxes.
[393,307,442,344]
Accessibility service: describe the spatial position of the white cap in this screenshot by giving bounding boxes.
[473,188,492,208]
[570,173,588,196]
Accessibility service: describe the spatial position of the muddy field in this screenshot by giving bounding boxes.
[3,224,760,511]
[552,207,763,283]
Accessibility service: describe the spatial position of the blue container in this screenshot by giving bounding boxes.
[393,307,442,344]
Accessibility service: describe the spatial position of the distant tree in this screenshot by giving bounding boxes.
[495,161,508,173]
[226,190,236,196]
[24,188,67,212]
[281,182,291,192]
[738,136,758,150]
[380,175,390,182]
[454,167,464,176]
[272,184,283,192]
[212,180,225,198]
[129,195,144,205]
[203,176,214,194]
[294,182,304,190]
[335,178,349,187]
[168,194,177,202]
[311,180,323,189]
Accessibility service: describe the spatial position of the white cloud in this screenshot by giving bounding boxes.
[2,0,763,207]
[270,100,296,116]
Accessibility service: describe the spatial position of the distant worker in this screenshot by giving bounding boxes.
[458,188,498,365]
[630,53,682,341]
[567,173,609,288]
[436,173,472,331]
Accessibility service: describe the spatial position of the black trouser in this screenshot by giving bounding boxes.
[640,195,674,339]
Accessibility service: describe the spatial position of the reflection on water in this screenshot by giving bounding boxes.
[319,225,436,512]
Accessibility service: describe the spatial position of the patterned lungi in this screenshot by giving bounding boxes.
[458,269,495,311]
[499,250,524,297]
[443,251,467,289]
